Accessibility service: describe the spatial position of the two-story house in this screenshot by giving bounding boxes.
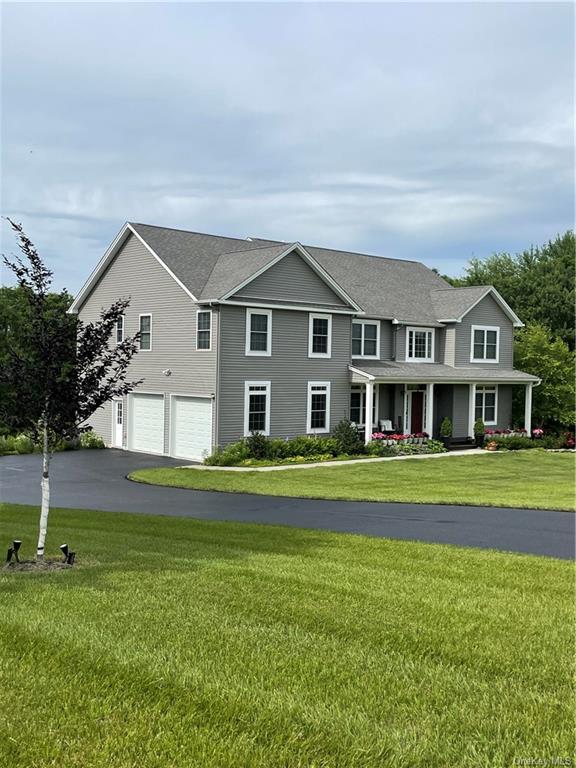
[70,223,539,461]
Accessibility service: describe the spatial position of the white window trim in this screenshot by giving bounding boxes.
[350,384,379,426]
[475,385,498,426]
[308,313,332,359]
[196,309,212,352]
[244,381,271,436]
[138,313,152,352]
[470,325,500,363]
[115,315,125,345]
[351,319,380,359]
[245,308,272,357]
[306,381,331,434]
[406,326,435,362]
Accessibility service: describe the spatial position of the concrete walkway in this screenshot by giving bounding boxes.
[185,447,489,471]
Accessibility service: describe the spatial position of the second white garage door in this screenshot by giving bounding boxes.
[129,394,165,455]
[171,396,213,461]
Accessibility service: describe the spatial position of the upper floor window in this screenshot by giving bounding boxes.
[308,313,332,358]
[244,381,271,435]
[196,310,212,351]
[352,320,380,358]
[139,314,152,351]
[115,315,124,345]
[245,309,272,356]
[475,385,497,425]
[307,381,330,433]
[471,325,499,363]
[406,327,434,362]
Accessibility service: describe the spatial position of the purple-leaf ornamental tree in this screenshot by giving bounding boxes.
[1,219,142,560]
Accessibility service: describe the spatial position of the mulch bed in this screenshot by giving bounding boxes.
[3,559,73,572]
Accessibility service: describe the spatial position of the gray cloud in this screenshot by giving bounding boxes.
[1,1,573,291]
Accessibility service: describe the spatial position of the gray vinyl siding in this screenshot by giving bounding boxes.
[434,385,454,438]
[496,385,513,429]
[217,305,351,445]
[351,319,393,363]
[232,250,348,307]
[76,233,218,452]
[455,295,514,367]
[452,385,469,438]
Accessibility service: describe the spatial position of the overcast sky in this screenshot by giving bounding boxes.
[1,2,574,293]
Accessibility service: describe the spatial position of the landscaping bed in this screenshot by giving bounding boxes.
[0,430,105,456]
[1,502,573,768]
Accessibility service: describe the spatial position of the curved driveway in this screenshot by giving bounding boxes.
[1,450,573,559]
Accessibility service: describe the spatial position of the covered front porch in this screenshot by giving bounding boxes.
[348,363,540,444]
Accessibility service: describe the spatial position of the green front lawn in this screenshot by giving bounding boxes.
[130,450,575,511]
[0,503,573,767]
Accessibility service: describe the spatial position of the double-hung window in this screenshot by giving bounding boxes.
[352,320,379,358]
[475,385,497,425]
[471,325,499,363]
[139,314,152,351]
[350,385,378,426]
[246,309,272,356]
[406,327,434,362]
[244,381,271,435]
[308,314,332,358]
[196,310,212,350]
[115,315,124,345]
[307,382,330,433]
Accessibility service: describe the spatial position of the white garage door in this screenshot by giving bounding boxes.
[129,394,165,454]
[171,396,212,461]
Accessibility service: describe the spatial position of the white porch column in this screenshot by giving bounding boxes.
[468,383,476,438]
[364,381,374,445]
[425,383,434,437]
[524,382,533,435]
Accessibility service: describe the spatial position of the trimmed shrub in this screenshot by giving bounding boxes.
[246,431,270,459]
[13,434,35,454]
[486,436,535,451]
[205,440,251,466]
[80,431,105,449]
[333,419,364,456]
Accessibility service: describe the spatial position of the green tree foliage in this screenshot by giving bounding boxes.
[457,231,575,349]
[512,324,575,428]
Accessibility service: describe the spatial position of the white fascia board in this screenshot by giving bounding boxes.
[217,299,362,315]
[69,222,198,314]
[219,242,363,312]
[348,365,376,381]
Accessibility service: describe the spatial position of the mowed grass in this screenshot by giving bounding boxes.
[130,450,575,511]
[0,504,574,768]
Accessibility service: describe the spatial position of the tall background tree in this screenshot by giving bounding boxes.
[441,231,575,429]
[1,220,142,560]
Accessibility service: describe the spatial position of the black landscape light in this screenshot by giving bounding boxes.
[12,540,22,563]
[66,551,76,566]
[60,544,69,562]
[6,547,14,563]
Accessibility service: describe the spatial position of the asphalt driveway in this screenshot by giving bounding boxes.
[0,449,573,559]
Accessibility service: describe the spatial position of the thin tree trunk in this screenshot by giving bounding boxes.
[37,415,51,561]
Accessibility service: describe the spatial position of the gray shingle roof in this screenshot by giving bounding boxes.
[351,362,539,383]
[129,223,485,324]
[430,286,492,321]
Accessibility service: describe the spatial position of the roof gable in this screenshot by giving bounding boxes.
[432,286,523,327]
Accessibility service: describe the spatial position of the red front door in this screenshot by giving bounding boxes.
[411,391,424,433]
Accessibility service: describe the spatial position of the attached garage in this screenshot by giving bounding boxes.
[129,393,165,454]
[170,396,213,461]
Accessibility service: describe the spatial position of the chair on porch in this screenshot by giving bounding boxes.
[379,419,393,433]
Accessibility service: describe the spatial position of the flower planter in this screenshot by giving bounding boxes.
[475,435,484,448]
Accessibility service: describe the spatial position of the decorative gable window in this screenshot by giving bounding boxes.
[196,310,212,351]
[307,382,330,433]
[245,309,272,356]
[475,385,497,425]
[352,320,380,358]
[139,314,152,351]
[406,327,434,362]
[115,315,124,345]
[471,325,499,363]
[308,314,332,358]
[244,381,271,435]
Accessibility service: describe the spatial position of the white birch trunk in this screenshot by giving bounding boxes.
[37,417,51,561]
